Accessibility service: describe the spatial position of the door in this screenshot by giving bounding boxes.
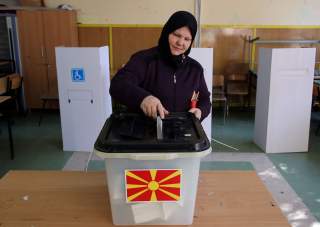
[23,63,48,108]
[17,10,47,108]
[42,10,78,98]
[17,10,78,108]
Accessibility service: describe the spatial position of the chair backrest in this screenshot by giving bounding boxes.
[213,74,226,96]
[228,73,248,81]
[226,73,250,95]
[213,74,224,87]
[6,74,23,100]
[0,76,8,95]
[224,62,249,76]
[8,73,23,90]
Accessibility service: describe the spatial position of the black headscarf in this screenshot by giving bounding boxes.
[158,11,197,68]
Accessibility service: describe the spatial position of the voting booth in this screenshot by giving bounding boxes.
[189,48,213,140]
[254,48,316,153]
[55,46,112,152]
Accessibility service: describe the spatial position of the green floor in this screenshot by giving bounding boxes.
[1,110,320,221]
[267,122,320,220]
[214,109,320,220]
[212,110,263,152]
[0,112,73,177]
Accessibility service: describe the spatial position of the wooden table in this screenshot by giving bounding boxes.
[0,171,290,227]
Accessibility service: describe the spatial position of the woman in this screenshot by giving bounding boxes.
[110,11,211,121]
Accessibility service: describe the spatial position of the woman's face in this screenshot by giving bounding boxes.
[168,26,192,56]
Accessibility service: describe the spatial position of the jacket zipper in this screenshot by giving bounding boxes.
[173,73,176,111]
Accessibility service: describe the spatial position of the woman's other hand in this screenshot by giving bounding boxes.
[189,108,201,120]
[140,95,169,119]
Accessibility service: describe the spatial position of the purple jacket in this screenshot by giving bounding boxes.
[110,47,211,121]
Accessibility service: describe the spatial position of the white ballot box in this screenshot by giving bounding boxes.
[94,113,211,225]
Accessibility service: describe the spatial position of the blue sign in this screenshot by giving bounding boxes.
[71,68,85,82]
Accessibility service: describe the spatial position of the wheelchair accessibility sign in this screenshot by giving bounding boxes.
[71,68,85,82]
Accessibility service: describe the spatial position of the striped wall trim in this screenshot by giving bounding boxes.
[78,24,320,29]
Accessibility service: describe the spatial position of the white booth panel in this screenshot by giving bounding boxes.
[254,48,315,153]
[56,46,112,152]
[189,48,213,141]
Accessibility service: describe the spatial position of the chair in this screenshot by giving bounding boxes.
[0,76,11,103]
[7,73,23,113]
[0,76,14,159]
[212,74,228,124]
[311,110,320,136]
[316,123,320,136]
[224,62,250,108]
[38,95,59,126]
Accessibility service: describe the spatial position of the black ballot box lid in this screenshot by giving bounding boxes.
[94,112,210,153]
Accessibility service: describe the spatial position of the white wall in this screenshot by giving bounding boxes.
[202,0,320,25]
[44,0,194,24]
[44,0,320,25]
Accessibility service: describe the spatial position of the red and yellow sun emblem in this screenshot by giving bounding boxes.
[125,169,182,202]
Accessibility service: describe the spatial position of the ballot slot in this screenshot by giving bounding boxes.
[95,112,208,153]
[112,114,197,140]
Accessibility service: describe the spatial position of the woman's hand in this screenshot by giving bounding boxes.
[189,108,201,120]
[140,95,169,119]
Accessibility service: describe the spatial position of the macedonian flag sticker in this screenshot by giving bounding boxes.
[125,169,182,202]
